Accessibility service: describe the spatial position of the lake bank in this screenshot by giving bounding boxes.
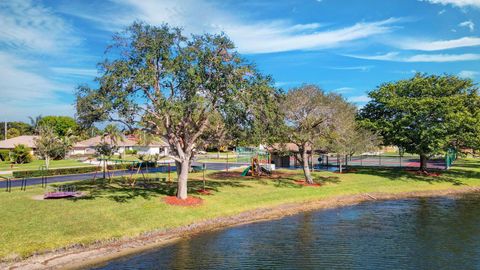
[4,186,480,270]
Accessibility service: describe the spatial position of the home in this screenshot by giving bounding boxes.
[0,135,39,154]
[71,135,169,156]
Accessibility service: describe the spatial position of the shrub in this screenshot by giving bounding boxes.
[12,163,135,178]
[10,144,33,164]
[125,149,138,155]
[0,150,10,161]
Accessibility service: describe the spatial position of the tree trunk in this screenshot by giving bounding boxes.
[301,150,313,184]
[45,157,50,170]
[176,159,190,200]
[420,154,428,172]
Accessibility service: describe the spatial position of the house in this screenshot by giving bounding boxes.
[71,135,169,156]
[0,135,39,154]
[268,143,324,168]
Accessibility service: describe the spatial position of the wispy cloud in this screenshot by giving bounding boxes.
[421,0,480,8]
[0,0,78,54]
[458,70,479,78]
[347,52,480,62]
[348,95,371,103]
[71,0,401,54]
[51,67,98,78]
[329,65,373,71]
[459,20,475,31]
[394,36,480,51]
[333,87,355,93]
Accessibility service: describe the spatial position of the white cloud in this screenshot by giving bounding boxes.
[0,0,78,54]
[459,20,475,31]
[348,95,371,103]
[329,65,373,71]
[333,87,355,93]
[422,0,480,8]
[394,36,480,51]
[51,67,98,78]
[347,52,480,62]
[72,0,400,54]
[458,70,479,78]
[438,9,447,14]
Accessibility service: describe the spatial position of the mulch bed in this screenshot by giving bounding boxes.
[294,180,321,187]
[164,196,203,206]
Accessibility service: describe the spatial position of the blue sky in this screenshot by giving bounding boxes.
[1,0,479,121]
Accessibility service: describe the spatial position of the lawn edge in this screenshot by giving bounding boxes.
[3,186,480,270]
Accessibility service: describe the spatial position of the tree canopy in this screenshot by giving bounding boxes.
[38,116,78,137]
[358,73,480,170]
[75,22,281,199]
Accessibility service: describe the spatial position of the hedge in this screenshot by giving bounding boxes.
[12,163,135,178]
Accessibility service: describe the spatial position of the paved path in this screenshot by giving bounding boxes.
[0,162,249,189]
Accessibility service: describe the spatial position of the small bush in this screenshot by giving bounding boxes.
[10,144,33,164]
[0,150,10,161]
[125,149,138,155]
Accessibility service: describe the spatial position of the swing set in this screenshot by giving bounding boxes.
[93,158,173,187]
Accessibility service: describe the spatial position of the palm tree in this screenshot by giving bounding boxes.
[102,124,124,146]
[28,115,43,134]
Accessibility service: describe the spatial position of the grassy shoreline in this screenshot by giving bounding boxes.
[0,158,479,265]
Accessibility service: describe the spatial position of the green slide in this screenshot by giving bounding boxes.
[241,166,251,176]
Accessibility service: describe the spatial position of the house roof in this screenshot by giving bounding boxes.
[0,135,39,149]
[74,135,169,148]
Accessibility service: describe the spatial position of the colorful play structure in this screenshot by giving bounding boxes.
[241,151,273,176]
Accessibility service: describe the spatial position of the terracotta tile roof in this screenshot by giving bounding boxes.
[0,135,39,149]
[74,135,168,148]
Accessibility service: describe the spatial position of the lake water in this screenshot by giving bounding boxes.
[91,194,480,270]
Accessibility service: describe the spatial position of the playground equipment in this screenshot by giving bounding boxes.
[44,185,82,199]
[445,148,457,169]
[241,153,273,176]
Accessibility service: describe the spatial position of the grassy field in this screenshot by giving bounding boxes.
[0,159,92,172]
[0,158,479,260]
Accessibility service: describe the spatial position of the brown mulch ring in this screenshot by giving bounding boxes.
[406,170,442,177]
[294,180,322,187]
[209,170,296,180]
[196,189,214,195]
[164,196,203,206]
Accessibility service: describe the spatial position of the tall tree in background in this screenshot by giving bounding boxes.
[358,73,480,171]
[327,99,380,172]
[28,115,43,134]
[102,124,124,146]
[38,116,78,137]
[275,85,339,184]
[35,125,75,169]
[75,22,281,199]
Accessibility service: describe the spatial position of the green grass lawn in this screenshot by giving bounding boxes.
[0,158,479,260]
[0,159,93,172]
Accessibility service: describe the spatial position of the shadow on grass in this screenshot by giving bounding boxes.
[352,166,480,186]
[56,176,249,203]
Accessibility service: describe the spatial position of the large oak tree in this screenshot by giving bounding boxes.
[358,73,480,171]
[75,22,281,199]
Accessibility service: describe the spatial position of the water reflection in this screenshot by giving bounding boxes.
[92,194,480,270]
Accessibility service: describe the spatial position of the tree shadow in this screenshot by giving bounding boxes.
[62,176,249,203]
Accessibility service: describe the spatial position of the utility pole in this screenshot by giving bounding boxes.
[4,121,6,141]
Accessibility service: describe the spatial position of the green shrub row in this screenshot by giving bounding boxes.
[12,163,137,178]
